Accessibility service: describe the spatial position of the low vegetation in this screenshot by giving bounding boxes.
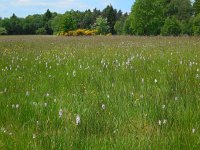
[0,36,200,149]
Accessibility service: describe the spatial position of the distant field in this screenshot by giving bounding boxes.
[0,35,200,149]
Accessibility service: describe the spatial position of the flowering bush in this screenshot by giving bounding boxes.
[58,29,98,36]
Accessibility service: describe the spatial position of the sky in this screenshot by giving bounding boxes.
[0,0,134,18]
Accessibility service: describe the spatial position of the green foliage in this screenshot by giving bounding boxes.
[114,21,123,35]
[51,15,63,34]
[161,17,182,36]
[43,9,52,22]
[3,14,23,35]
[36,27,47,35]
[114,15,127,35]
[164,0,192,21]
[0,27,7,35]
[0,3,196,36]
[102,5,117,34]
[62,13,77,32]
[51,13,77,34]
[193,0,200,16]
[127,0,192,35]
[93,16,109,35]
[181,20,193,35]
[130,0,164,35]
[123,16,133,35]
[192,14,200,35]
[23,15,44,34]
[81,10,93,29]
[0,18,2,27]
[43,9,53,35]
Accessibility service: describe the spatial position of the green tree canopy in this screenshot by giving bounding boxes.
[23,15,44,34]
[114,15,127,35]
[192,13,200,35]
[0,27,7,35]
[130,0,164,35]
[94,16,109,35]
[161,16,181,36]
[164,0,192,21]
[102,5,117,34]
[193,0,200,16]
[51,13,77,34]
[2,14,23,35]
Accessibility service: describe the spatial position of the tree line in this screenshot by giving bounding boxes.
[0,6,127,35]
[126,0,200,36]
[1,0,200,36]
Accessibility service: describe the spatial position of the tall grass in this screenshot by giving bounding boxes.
[0,35,200,149]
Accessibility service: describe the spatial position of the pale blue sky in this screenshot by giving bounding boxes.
[0,0,134,18]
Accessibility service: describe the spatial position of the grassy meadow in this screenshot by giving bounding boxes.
[0,35,200,149]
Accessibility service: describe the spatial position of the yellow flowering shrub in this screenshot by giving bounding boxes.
[58,29,98,36]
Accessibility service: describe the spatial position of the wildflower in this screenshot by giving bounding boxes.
[73,70,76,77]
[33,134,36,139]
[44,103,47,107]
[59,108,63,118]
[189,62,192,67]
[113,129,118,134]
[46,93,49,97]
[33,102,37,106]
[175,97,179,101]
[158,120,162,126]
[162,105,166,109]
[26,91,29,96]
[1,127,6,133]
[16,104,19,109]
[12,104,15,108]
[131,92,134,96]
[154,79,158,83]
[163,119,167,124]
[142,78,144,84]
[192,128,196,133]
[102,104,106,110]
[76,115,81,125]
[112,83,114,87]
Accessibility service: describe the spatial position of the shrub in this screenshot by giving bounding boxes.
[94,17,109,35]
[76,29,86,36]
[161,17,182,36]
[181,20,193,35]
[36,27,47,35]
[85,30,98,36]
[0,27,7,35]
[192,14,200,35]
[58,29,98,36]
